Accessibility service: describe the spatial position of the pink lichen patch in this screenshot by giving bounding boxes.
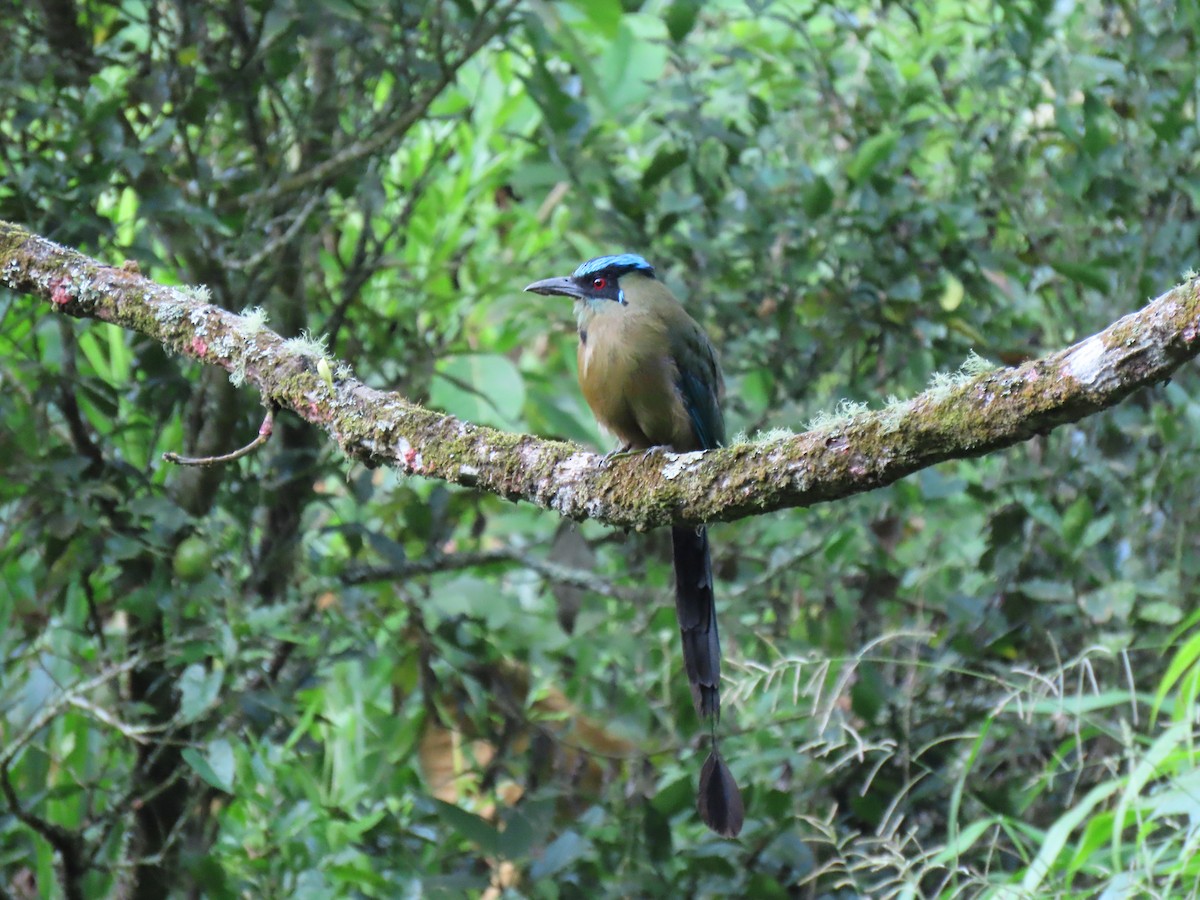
[50,277,72,306]
[190,338,209,357]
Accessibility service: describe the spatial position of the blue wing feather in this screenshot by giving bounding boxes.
[678,368,724,451]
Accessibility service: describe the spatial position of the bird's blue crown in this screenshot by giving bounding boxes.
[573,254,655,280]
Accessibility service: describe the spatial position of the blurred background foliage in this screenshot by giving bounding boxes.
[2,0,1200,896]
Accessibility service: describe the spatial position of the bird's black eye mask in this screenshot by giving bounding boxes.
[571,254,656,305]
[573,271,625,304]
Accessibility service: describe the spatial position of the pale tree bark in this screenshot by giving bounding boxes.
[4,219,1199,530]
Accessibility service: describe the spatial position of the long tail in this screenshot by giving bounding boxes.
[672,525,744,837]
[671,525,721,718]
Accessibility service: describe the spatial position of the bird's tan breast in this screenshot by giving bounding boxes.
[577,309,694,450]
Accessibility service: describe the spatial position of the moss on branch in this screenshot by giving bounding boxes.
[3,218,1199,529]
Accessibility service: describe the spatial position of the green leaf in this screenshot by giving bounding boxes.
[1079,581,1135,624]
[1109,717,1195,871]
[432,799,502,855]
[746,872,789,899]
[566,0,623,37]
[850,662,887,723]
[1050,259,1110,292]
[429,354,526,430]
[1067,810,1115,875]
[498,809,535,859]
[1137,601,1182,626]
[1060,496,1091,547]
[1079,514,1114,548]
[182,738,235,793]
[1151,629,1200,723]
[362,528,409,570]
[1142,767,1200,819]
[847,130,899,184]
[801,176,834,217]
[1019,578,1074,602]
[178,663,222,724]
[939,274,965,312]
[934,817,997,866]
[428,575,517,629]
[530,830,591,880]
[642,147,687,190]
[650,773,694,816]
[325,862,389,892]
[1019,780,1122,894]
[665,0,700,42]
[643,803,672,862]
[598,22,668,116]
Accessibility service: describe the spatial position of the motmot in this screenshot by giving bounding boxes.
[525,254,744,838]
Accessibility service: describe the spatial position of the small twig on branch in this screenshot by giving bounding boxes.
[344,546,636,600]
[0,656,148,769]
[234,0,520,208]
[64,695,155,745]
[163,410,274,467]
[226,193,324,273]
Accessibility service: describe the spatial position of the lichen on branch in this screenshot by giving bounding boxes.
[3,218,1199,529]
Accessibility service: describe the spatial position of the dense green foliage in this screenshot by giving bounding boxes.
[3,0,1200,896]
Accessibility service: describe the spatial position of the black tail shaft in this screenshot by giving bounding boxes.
[671,525,721,719]
[672,525,743,836]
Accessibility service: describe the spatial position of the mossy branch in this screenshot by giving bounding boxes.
[3,219,1199,530]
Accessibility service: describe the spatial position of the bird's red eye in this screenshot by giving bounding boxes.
[592,277,607,290]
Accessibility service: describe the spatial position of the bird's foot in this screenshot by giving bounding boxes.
[601,444,667,466]
[600,443,634,466]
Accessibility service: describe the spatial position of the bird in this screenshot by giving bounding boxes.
[525,253,744,838]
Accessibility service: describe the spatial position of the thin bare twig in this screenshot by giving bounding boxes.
[163,410,274,467]
[0,763,87,900]
[0,657,148,769]
[343,547,636,600]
